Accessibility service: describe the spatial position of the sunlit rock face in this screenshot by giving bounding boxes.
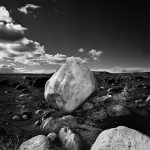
[44,57,96,113]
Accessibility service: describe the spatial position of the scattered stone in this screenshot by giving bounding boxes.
[44,57,96,113]
[94,95,111,107]
[4,90,9,94]
[19,135,50,150]
[35,120,41,126]
[35,109,43,115]
[91,126,150,150]
[106,104,130,117]
[22,115,28,120]
[146,95,150,103]
[12,115,20,120]
[89,108,107,121]
[18,94,29,98]
[47,132,57,142]
[41,115,78,134]
[59,127,82,150]
[20,109,32,119]
[82,102,94,111]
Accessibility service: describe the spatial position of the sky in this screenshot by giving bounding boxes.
[0,0,149,73]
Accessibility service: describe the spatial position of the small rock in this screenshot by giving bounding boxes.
[59,127,82,150]
[82,102,93,111]
[22,115,28,120]
[19,135,50,150]
[13,115,20,120]
[47,132,57,141]
[91,126,150,150]
[146,95,150,103]
[41,115,77,134]
[18,94,29,98]
[34,120,41,126]
[35,109,43,115]
[106,104,130,117]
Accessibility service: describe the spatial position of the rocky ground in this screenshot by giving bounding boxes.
[0,72,150,150]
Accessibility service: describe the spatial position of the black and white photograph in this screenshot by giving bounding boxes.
[0,0,149,149]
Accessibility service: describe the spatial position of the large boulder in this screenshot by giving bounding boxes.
[44,57,96,113]
[19,135,50,150]
[91,126,150,150]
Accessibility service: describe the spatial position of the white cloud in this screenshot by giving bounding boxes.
[78,48,85,53]
[0,38,67,66]
[0,64,15,73]
[66,56,88,63]
[18,4,41,15]
[0,6,89,73]
[92,67,150,73]
[0,6,13,23]
[89,49,103,61]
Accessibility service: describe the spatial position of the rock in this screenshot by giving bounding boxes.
[22,115,28,120]
[106,104,130,117]
[41,115,77,134]
[91,126,150,150]
[59,127,82,150]
[44,57,96,113]
[18,94,29,98]
[47,132,57,141]
[89,108,107,121]
[35,109,43,115]
[146,95,150,103]
[82,102,94,111]
[34,120,41,126]
[93,95,111,107]
[19,135,50,150]
[12,115,20,120]
[104,93,130,117]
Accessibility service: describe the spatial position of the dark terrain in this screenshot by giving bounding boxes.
[0,72,150,150]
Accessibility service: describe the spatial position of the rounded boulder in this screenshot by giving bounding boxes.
[44,57,96,113]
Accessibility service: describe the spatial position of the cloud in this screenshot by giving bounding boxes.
[0,64,15,73]
[0,6,13,23]
[89,49,103,61]
[78,48,85,53]
[0,38,67,66]
[0,22,27,41]
[0,5,88,73]
[92,67,150,73]
[18,4,41,15]
[110,67,150,73]
[66,56,88,63]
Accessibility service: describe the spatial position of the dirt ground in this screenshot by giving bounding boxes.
[0,72,150,150]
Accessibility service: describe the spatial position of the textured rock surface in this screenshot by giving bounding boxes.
[44,57,96,113]
[59,126,82,150]
[91,126,150,150]
[19,135,50,150]
[41,115,78,133]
